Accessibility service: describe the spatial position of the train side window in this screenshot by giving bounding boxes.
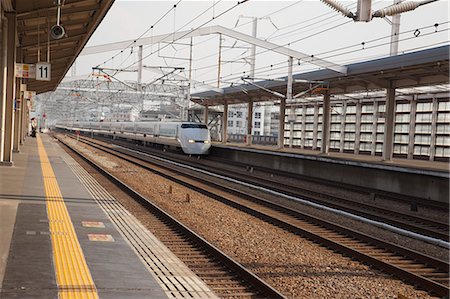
[181,124,207,129]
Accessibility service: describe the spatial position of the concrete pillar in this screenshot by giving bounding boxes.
[407,97,417,159]
[204,105,208,125]
[354,101,362,154]
[25,99,29,138]
[382,81,396,161]
[321,92,331,154]
[288,108,294,148]
[312,103,319,150]
[278,98,286,149]
[279,56,293,149]
[13,80,21,152]
[0,16,6,161]
[21,92,28,142]
[301,105,306,148]
[2,12,16,165]
[429,97,438,161]
[222,100,228,143]
[371,101,378,155]
[246,100,253,146]
[339,100,346,153]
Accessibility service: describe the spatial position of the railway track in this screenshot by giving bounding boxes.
[59,133,450,297]
[57,135,286,299]
[86,134,449,242]
[208,155,449,212]
[88,134,448,212]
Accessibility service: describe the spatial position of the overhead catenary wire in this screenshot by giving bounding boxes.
[122,0,307,79]
[89,0,446,99]
[242,39,449,80]
[96,0,182,69]
[183,0,408,78]
[108,0,225,74]
[211,37,449,86]
[181,0,395,81]
[118,0,250,75]
[181,0,367,80]
[224,39,449,84]
[199,23,449,86]
[193,18,353,81]
[191,19,354,79]
[105,0,359,84]
[172,0,305,55]
[173,0,358,73]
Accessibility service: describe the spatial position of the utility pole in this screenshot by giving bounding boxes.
[217,34,222,88]
[137,45,143,89]
[389,0,402,56]
[286,56,293,148]
[185,36,193,121]
[235,15,277,80]
[96,71,100,121]
[137,45,143,119]
[249,17,257,79]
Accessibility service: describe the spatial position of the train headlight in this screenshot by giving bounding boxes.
[188,139,195,143]
[204,140,210,144]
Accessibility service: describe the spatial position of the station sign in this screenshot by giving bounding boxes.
[36,63,51,81]
[15,63,52,81]
[23,91,36,100]
[28,98,36,112]
[22,90,36,112]
[15,63,36,79]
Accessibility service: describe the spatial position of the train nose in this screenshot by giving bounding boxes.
[183,142,211,155]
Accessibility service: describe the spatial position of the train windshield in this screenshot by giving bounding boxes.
[180,124,208,129]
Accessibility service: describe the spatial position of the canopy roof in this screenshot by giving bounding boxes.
[14,0,114,94]
[191,45,449,106]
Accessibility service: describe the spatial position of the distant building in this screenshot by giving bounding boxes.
[227,104,279,137]
[105,106,139,122]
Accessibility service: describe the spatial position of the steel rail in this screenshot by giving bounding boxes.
[208,155,449,212]
[63,134,449,297]
[87,135,449,242]
[56,135,287,299]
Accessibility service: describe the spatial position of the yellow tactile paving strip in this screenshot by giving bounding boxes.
[61,143,218,298]
[36,135,98,299]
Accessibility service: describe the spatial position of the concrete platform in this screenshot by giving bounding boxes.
[0,134,215,299]
[211,142,449,203]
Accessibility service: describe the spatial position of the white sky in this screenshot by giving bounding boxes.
[71,0,450,89]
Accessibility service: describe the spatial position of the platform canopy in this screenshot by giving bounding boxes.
[13,0,114,94]
[191,45,450,106]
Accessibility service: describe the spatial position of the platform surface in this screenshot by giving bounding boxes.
[213,142,449,174]
[0,135,170,299]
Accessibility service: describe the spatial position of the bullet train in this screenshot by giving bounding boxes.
[55,121,211,155]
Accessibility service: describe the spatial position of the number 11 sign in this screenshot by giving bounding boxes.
[36,63,51,81]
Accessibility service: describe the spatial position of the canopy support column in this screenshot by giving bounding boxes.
[222,100,228,144]
[321,91,330,154]
[382,81,396,161]
[204,104,209,125]
[1,12,16,165]
[247,100,253,146]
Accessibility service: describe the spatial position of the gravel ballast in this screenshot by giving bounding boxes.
[62,136,441,299]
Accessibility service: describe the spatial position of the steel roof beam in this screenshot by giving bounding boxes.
[81,25,347,74]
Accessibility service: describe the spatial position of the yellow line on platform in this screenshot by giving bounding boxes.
[37,135,98,299]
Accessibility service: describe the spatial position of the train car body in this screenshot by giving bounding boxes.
[56,121,211,155]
